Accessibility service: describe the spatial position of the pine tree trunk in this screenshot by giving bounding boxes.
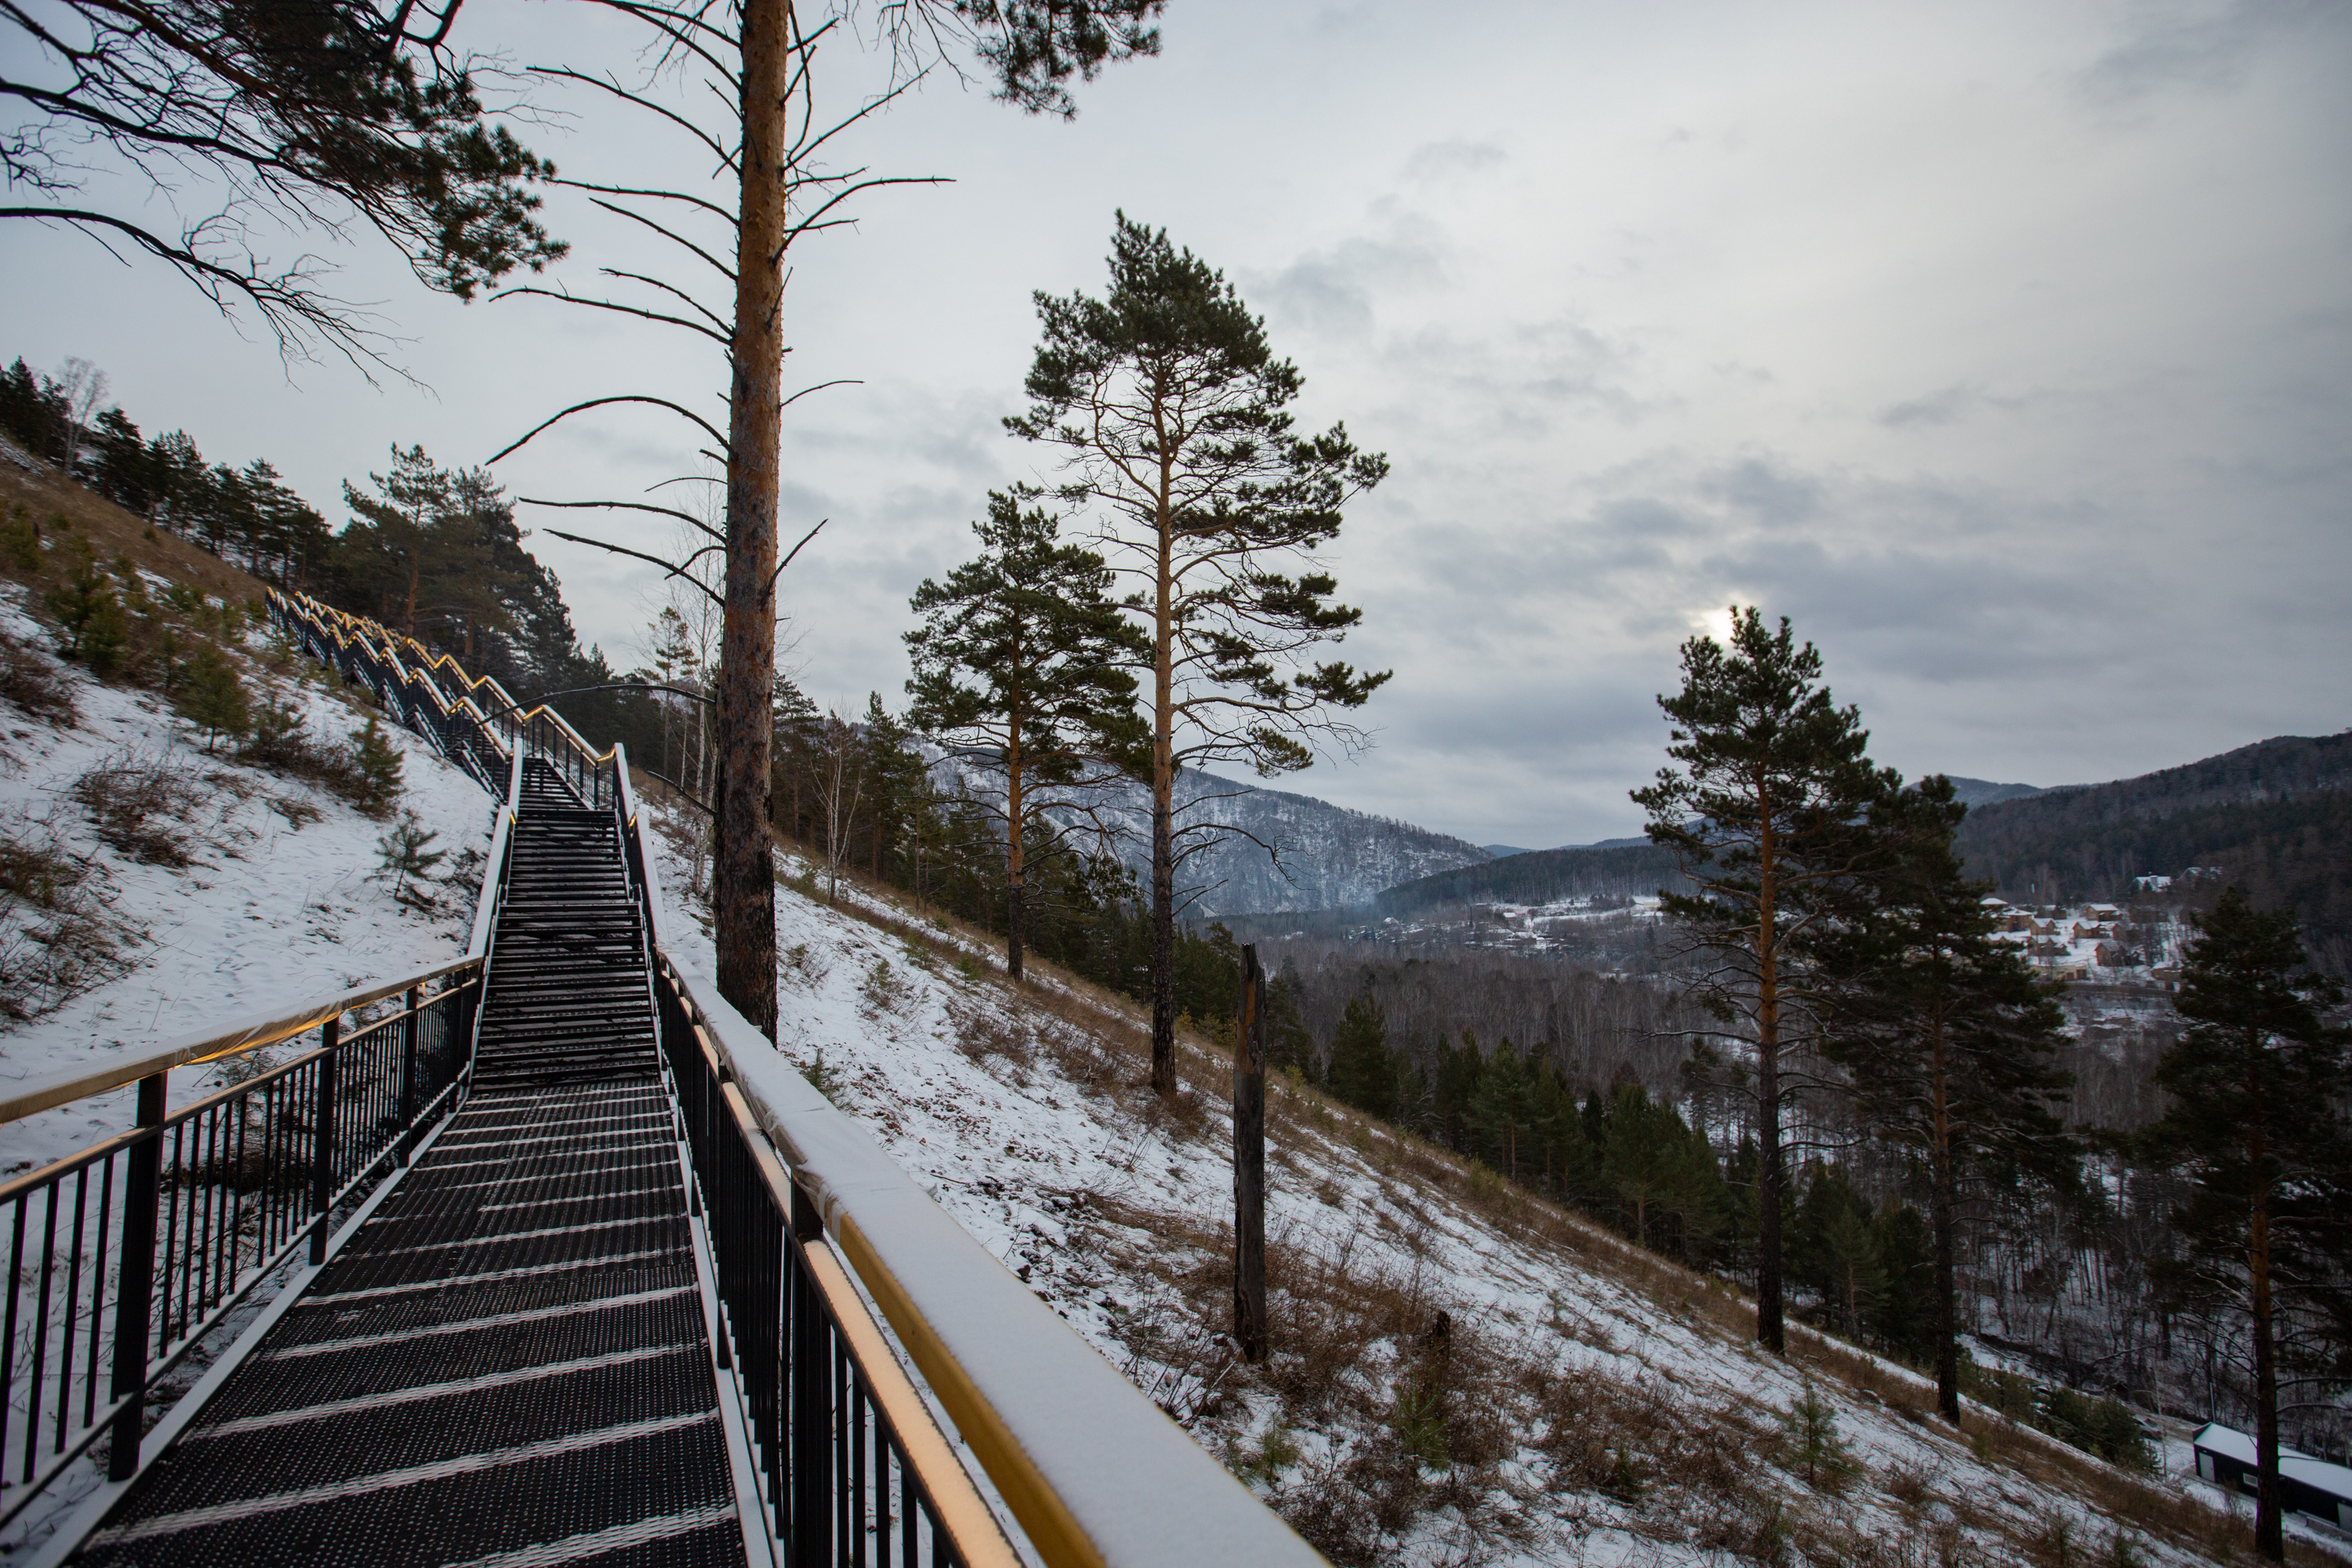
[1148,481,1177,1095]
[1932,1010,1962,1421]
[1753,777,1786,1353]
[714,0,785,1040]
[2249,1085,2283,1561]
[1150,787,1175,1093]
[1755,977,1785,1353]
[1232,945,1267,1362]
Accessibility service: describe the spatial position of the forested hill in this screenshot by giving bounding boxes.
[1373,841,1682,917]
[1954,730,2352,966]
[2,354,659,757]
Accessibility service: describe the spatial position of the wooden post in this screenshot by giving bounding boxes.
[1233,945,1268,1363]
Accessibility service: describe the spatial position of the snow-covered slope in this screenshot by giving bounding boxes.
[647,804,2303,1567]
[0,584,491,1178]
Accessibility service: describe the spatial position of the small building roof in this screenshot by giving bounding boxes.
[2193,1422,2352,1502]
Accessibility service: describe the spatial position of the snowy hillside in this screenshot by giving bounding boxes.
[644,802,2315,1567]
[947,760,1491,916]
[0,583,491,1177]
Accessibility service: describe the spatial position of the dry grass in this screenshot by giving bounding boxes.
[0,463,268,605]
[0,625,77,726]
[0,818,135,1022]
[69,753,202,866]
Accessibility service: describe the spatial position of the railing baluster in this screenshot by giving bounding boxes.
[108,1072,167,1480]
[85,1156,112,1428]
[194,1105,219,1322]
[24,1181,60,1481]
[311,1022,339,1265]
[156,1118,183,1355]
[1,1195,24,1479]
[399,986,420,1165]
[60,1164,89,1453]
[851,1370,869,1568]
[837,1337,851,1563]
[902,1448,916,1568]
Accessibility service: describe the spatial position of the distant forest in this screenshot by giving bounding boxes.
[1370,735,2352,971]
[1374,842,1683,917]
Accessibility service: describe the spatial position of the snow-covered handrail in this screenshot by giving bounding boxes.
[652,950,1324,1568]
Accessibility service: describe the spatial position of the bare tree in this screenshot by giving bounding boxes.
[52,358,107,467]
[811,707,864,903]
[488,0,1166,1040]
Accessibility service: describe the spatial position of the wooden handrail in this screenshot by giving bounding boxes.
[0,955,481,1126]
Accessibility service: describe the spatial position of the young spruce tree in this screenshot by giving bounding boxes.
[1008,214,1389,1094]
[2140,888,2351,1563]
[906,494,1148,980]
[1813,775,2072,1421]
[1632,608,1886,1353]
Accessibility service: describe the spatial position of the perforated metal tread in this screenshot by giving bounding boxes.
[474,759,661,1088]
[73,1084,746,1566]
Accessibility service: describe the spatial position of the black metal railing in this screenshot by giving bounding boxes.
[652,953,1013,1568]
[266,591,616,809]
[260,590,1318,1568]
[0,975,477,1524]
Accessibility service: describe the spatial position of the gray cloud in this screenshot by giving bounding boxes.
[1402,138,1507,184]
[1245,221,1447,339]
[2075,0,2331,105]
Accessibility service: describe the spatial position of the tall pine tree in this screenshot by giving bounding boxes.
[1813,774,2072,1421]
[2140,889,2351,1562]
[1008,213,1388,1094]
[906,493,1148,979]
[1632,608,1886,1353]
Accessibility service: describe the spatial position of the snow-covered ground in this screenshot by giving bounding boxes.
[9,557,2328,1562]
[643,808,2329,1566]
[0,583,492,1178]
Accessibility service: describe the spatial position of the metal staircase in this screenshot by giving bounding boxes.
[0,589,1325,1568]
[473,760,660,1088]
[60,757,744,1567]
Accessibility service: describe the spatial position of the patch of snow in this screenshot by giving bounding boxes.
[0,585,491,1178]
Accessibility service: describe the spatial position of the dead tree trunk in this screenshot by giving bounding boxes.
[715,0,786,1039]
[1233,943,1268,1363]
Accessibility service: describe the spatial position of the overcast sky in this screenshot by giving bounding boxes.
[6,0,2347,848]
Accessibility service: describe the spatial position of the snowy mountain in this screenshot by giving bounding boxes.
[945,760,1493,916]
[1944,775,2050,808]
